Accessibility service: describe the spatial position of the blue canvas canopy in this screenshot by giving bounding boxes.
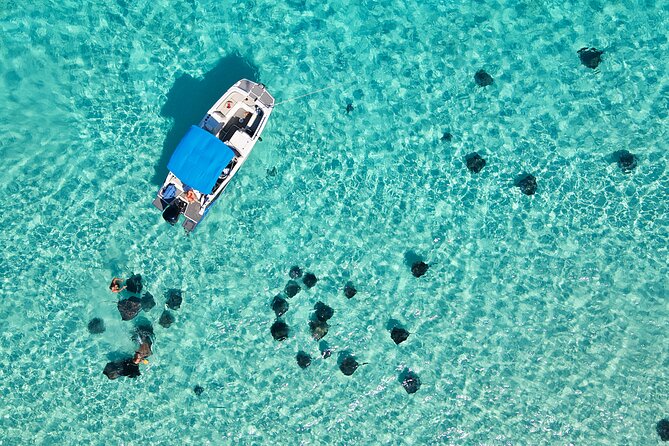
[167,125,235,194]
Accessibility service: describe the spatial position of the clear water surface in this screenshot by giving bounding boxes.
[0,0,668,444]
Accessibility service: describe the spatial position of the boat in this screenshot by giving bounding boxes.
[153,79,274,233]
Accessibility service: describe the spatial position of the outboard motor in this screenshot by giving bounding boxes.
[162,202,181,225]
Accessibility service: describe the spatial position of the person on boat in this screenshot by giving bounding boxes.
[182,185,199,203]
[109,277,126,293]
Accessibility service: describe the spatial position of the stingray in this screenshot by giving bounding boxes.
[474,69,494,87]
[465,152,486,173]
[309,320,329,340]
[284,280,301,298]
[271,295,289,317]
[87,318,105,334]
[303,272,318,288]
[390,327,410,345]
[613,150,637,173]
[133,322,154,346]
[411,261,429,278]
[103,358,140,380]
[271,320,289,341]
[166,289,183,310]
[441,132,453,142]
[319,341,332,359]
[401,371,421,394]
[344,282,357,299]
[314,301,334,322]
[339,355,366,376]
[515,174,537,196]
[289,265,303,279]
[141,292,156,311]
[346,103,354,113]
[125,274,143,294]
[578,47,603,69]
[159,310,175,328]
[296,351,312,369]
[657,419,669,441]
[193,385,204,396]
[117,297,142,321]
[266,167,277,177]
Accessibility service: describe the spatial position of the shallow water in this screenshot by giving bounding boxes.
[1,0,668,444]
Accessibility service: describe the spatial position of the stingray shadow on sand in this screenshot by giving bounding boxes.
[151,55,260,186]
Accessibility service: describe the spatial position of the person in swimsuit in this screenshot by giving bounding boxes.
[109,277,126,293]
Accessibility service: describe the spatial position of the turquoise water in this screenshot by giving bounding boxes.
[1,0,668,444]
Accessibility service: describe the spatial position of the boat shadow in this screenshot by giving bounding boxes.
[152,54,259,186]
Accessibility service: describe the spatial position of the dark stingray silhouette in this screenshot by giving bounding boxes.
[441,131,453,142]
[152,55,260,186]
[314,301,334,322]
[133,320,154,345]
[303,272,318,288]
[141,292,155,311]
[125,274,143,294]
[118,297,142,321]
[166,289,183,310]
[309,319,329,340]
[474,69,494,87]
[87,317,105,334]
[271,295,289,317]
[657,418,669,441]
[399,369,421,394]
[411,261,429,278]
[296,351,312,369]
[103,358,140,380]
[578,47,603,69]
[284,280,301,298]
[193,385,204,396]
[390,327,410,345]
[159,310,175,328]
[515,174,537,196]
[319,340,332,359]
[465,152,486,173]
[338,353,367,376]
[611,150,637,173]
[346,103,354,114]
[343,282,357,299]
[271,320,289,341]
[289,266,303,279]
